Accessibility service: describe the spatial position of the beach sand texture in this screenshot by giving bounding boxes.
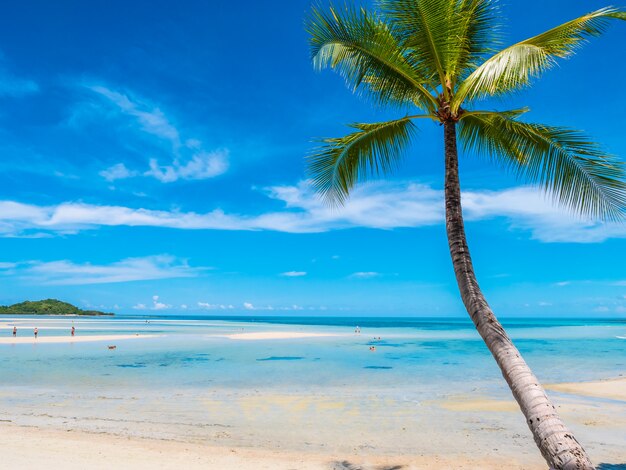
[546,377,626,402]
[0,423,543,470]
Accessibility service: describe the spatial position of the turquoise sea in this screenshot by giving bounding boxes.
[2,315,625,390]
[1,315,625,459]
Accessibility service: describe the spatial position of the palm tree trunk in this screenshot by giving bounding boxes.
[443,121,594,470]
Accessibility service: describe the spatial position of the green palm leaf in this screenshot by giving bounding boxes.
[454,7,625,108]
[379,0,499,90]
[307,4,437,110]
[308,117,418,205]
[377,0,453,90]
[458,111,626,219]
[447,0,500,84]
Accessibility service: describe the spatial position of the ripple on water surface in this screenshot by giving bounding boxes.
[256,356,304,361]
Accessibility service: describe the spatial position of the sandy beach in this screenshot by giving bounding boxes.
[0,423,543,470]
[0,334,159,344]
[1,377,624,470]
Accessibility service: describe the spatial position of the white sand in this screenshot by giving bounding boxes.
[0,334,159,344]
[225,331,343,340]
[546,377,626,401]
[0,423,541,470]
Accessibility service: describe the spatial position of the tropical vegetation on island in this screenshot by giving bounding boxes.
[305,1,626,469]
[0,299,112,316]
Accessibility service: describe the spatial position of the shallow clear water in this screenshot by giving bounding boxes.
[2,315,624,393]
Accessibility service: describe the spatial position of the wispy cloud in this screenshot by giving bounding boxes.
[198,302,235,310]
[280,271,307,277]
[243,302,304,311]
[0,53,39,97]
[0,181,624,242]
[78,84,228,183]
[349,272,381,279]
[0,255,206,285]
[99,163,138,182]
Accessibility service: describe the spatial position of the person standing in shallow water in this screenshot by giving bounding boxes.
[71,326,75,337]
[12,326,16,337]
[34,328,38,339]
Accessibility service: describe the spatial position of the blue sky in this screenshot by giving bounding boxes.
[0,0,624,317]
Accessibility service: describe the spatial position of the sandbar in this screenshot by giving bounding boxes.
[546,377,626,401]
[0,334,159,345]
[225,331,342,340]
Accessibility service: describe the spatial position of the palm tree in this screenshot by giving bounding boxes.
[305,2,625,469]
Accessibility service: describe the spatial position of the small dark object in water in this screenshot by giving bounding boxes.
[108,345,117,350]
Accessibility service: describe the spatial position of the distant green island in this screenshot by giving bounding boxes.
[0,299,113,316]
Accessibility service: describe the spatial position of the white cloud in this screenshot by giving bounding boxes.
[349,271,381,279]
[198,302,235,310]
[280,271,307,277]
[132,295,172,311]
[145,150,228,182]
[151,295,170,310]
[12,255,205,285]
[85,85,229,183]
[89,85,180,143]
[99,163,138,182]
[0,181,624,243]
[242,302,306,311]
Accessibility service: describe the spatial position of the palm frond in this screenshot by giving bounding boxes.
[449,0,501,84]
[377,0,498,92]
[377,0,454,90]
[308,117,417,205]
[307,4,437,110]
[458,111,626,220]
[454,7,625,108]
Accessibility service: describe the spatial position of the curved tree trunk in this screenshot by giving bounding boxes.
[443,121,594,470]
